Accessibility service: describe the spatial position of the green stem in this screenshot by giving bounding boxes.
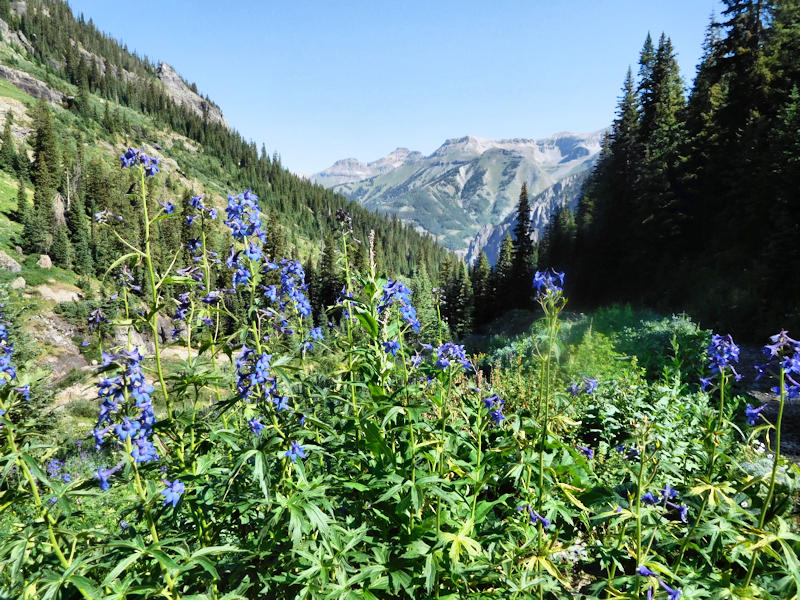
[139,167,171,419]
[743,367,786,588]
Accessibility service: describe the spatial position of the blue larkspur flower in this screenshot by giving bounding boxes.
[577,445,594,459]
[745,403,767,426]
[637,565,656,577]
[161,479,184,507]
[383,339,401,356]
[532,269,565,296]
[94,464,122,491]
[285,441,306,463]
[248,417,265,435]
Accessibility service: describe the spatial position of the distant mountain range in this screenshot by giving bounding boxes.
[312,131,604,263]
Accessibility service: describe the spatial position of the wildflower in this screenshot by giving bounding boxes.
[186,215,196,226]
[660,484,678,500]
[641,491,658,505]
[577,445,594,459]
[13,384,29,401]
[583,377,598,394]
[383,339,401,356]
[161,479,184,507]
[186,238,203,254]
[285,441,306,463]
[658,579,682,600]
[189,195,204,210]
[532,269,565,296]
[707,333,741,378]
[745,403,767,426]
[0,409,6,429]
[378,279,421,333]
[434,342,470,371]
[131,438,159,463]
[88,308,106,331]
[272,396,289,411]
[115,417,141,441]
[94,464,122,491]
[568,382,582,396]
[120,520,129,530]
[248,417,265,435]
[47,459,63,479]
[63,474,71,483]
[517,504,550,528]
[120,148,159,176]
[637,565,656,577]
[158,200,174,214]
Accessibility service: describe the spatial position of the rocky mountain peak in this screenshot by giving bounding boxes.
[156,62,229,130]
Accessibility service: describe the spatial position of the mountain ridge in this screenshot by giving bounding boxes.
[313,130,604,262]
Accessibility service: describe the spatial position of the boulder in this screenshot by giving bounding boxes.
[0,250,21,272]
[37,254,52,268]
[10,276,25,289]
[14,246,22,255]
[33,283,81,303]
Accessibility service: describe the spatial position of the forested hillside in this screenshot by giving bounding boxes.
[542,0,800,339]
[0,0,449,298]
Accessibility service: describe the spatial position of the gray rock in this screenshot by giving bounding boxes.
[112,325,154,355]
[0,64,64,104]
[10,276,25,289]
[37,254,52,269]
[33,283,81,303]
[0,17,33,54]
[157,62,229,130]
[0,250,21,272]
[14,245,22,255]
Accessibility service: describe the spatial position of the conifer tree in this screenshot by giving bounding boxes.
[318,231,341,314]
[0,112,17,172]
[50,223,72,268]
[15,182,30,227]
[511,183,535,305]
[490,233,514,311]
[470,251,491,327]
[411,265,445,344]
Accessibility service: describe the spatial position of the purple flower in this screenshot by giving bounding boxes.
[577,445,594,459]
[161,479,184,507]
[158,200,174,214]
[383,339,401,356]
[583,377,598,394]
[745,403,767,426]
[532,269,565,296]
[637,565,656,577]
[285,441,306,463]
[641,491,658,505]
[248,417,265,435]
[94,464,122,491]
[517,504,550,528]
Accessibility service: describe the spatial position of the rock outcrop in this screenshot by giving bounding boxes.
[0,64,64,104]
[157,62,229,130]
[0,250,21,272]
[0,17,33,54]
[37,254,52,269]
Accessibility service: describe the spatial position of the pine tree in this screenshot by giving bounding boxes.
[318,231,341,314]
[511,183,535,305]
[490,233,515,315]
[50,223,72,268]
[411,265,445,344]
[0,112,17,172]
[15,182,30,227]
[470,251,491,327]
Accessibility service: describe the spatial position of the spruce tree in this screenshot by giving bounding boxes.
[15,182,30,226]
[511,183,535,305]
[490,233,515,317]
[0,112,17,172]
[470,251,491,328]
[318,231,341,313]
[50,223,72,268]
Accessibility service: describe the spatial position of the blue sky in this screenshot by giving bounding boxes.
[67,1,722,174]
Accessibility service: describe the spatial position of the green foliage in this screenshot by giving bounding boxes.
[569,3,800,339]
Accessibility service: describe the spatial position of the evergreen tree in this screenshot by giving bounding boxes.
[490,233,514,313]
[510,183,535,305]
[0,112,17,172]
[50,223,72,268]
[15,182,30,227]
[411,265,445,344]
[317,231,341,314]
[470,251,491,328]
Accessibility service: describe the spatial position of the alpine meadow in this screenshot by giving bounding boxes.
[1,1,800,599]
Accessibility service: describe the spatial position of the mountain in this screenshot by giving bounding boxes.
[313,132,604,262]
[0,0,449,281]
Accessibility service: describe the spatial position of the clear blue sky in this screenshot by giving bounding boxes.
[67,0,722,175]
